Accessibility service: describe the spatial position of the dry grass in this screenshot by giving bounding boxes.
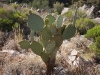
[81,51,95,61]
[0,51,46,75]
[0,32,99,75]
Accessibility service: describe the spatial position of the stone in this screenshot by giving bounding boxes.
[68,55,76,61]
[92,18,100,24]
[61,8,70,15]
[70,50,78,56]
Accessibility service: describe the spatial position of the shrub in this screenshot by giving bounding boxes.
[63,9,73,22]
[0,8,7,17]
[0,7,27,31]
[95,37,100,49]
[30,0,49,9]
[63,9,87,24]
[85,25,100,39]
[77,10,87,19]
[76,18,95,35]
[12,3,19,10]
[53,2,64,14]
[85,25,100,53]
[0,18,13,31]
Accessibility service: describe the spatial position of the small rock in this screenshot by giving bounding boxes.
[68,55,76,61]
[2,50,15,54]
[70,50,78,56]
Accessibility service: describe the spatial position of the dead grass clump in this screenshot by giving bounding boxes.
[0,50,46,75]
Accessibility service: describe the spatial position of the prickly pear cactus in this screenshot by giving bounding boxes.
[19,40,30,49]
[30,30,34,42]
[53,35,63,47]
[19,13,77,74]
[58,25,66,35]
[45,40,55,54]
[57,15,63,28]
[73,8,78,26]
[45,18,49,26]
[41,27,52,41]
[45,15,56,25]
[30,41,43,55]
[49,25,57,35]
[62,24,76,39]
[41,52,49,63]
[28,14,44,31]
[40,39,48,49]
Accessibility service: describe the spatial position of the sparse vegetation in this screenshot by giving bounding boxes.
[0,1,100,75]
[0,4,27,31]
[19,11,77,74]
[85,25,100,53]
[53,2,64,14]
[76,18,95,35]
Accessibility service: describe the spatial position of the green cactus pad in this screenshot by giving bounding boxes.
[40,39,48,49]
[46,40,55,54]
[49,25,57,35]
[58,25,66,35]
[19,40,30,49]
[41,52,49,63]
[53,35,63,47]
[73,8,78,26]
[62,24,76,39]
[41,27,52,41]
[57,15,63,28]
[45,15,56,25]
[28,14,44,31]
[30,41,43,55]
[50,47,58,59]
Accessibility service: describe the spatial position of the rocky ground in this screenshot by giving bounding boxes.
[0,35,100,75]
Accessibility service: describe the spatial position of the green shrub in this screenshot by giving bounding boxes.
[85,25,100,53]
[89,43,96,51]
[76,18,95,35]
[12,3,19,10]
[0,7,27,31]
[53,2,64,14]
[85,25,100,39]
[63,9,73,22]
[30,0,49,9]
[63,9,87,24]
[95,37,100,49]
[77,10,87,18]
[0,8,7,17]
[0,18,13,31]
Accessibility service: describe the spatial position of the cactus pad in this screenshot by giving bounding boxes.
[73,8,78,26]
[28,14,44,31]
[19,40,30,49]
[41,52,49,63]
[62,24,76,39]
[53,35,63,47]
[45,15,56,25]
[40,39,48,49]
[41,27,52,41]
[49,25,57,35]
[30,41,43,55]
[50,47,58,59]
[46,40,55,54]
[58,25,66,35]
[57,15,63,28]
